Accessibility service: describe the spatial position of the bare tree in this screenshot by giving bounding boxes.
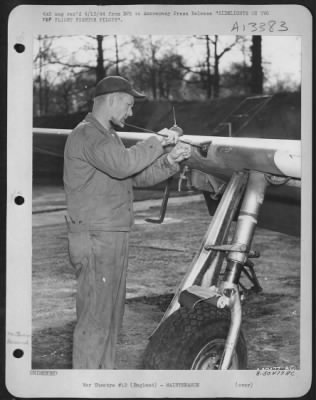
[122,36,188,100]
[149,36,158,99]
[33,34,267,115]
[212,35,241,98]
[93,34,126,81]
[114,35,120,75]
[191,35,241,98]
[33,35,129,115]
[205,35,212,98]
[129,36,163,99]
[96,35,106,82]
[193,35,212,98]
[33,35,57,115]
[157,53,186,99]
[250,36,264,94]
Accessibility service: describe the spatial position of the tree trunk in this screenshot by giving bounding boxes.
[150,36,157,99]
[205,35,212,99]
[158,69,164,99]
[114,35,120,75]
[213,35,220,98]
[43,79,49,114]
[96,35,105,83]
[250,36,263,94]
[38,36,43,116]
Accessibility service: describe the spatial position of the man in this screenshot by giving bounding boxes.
[63,75,191,369]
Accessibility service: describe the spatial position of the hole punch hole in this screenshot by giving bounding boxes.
[14,195,25,205]
[14,43,25,53]
[13,349,24,359]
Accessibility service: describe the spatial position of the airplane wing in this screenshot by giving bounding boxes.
[33,128,301,237]
[33,128,300,179]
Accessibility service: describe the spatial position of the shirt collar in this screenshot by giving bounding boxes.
[85,113,115,136]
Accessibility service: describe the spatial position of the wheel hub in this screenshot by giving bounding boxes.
[191,339,238,370]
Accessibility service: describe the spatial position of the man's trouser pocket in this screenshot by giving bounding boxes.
[68,231,92,274]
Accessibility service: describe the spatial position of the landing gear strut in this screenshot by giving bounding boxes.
[144,170,268,370]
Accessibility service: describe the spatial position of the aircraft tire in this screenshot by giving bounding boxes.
[143,302,247,370]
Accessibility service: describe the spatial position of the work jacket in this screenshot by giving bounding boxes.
[63,113,179,231]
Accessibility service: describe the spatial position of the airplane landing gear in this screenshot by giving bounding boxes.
[143,302,247,370]
[144,170,269,370]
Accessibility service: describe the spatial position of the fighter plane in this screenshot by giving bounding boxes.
[32,96,301,370]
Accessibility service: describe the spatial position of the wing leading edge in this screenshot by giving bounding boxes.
[33,128,301,237]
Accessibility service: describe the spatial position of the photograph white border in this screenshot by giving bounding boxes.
[6,3,313,398]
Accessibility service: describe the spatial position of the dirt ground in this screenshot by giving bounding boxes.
[32,187,300,370]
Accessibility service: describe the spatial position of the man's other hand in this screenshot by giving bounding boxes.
[167,142,192,165]
[157,128,181,147]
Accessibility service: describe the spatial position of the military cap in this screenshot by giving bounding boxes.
[94,75,145,99]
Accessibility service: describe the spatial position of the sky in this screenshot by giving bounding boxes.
[260,36,301,87]
[34,35,301,89]
[175,35,301,88]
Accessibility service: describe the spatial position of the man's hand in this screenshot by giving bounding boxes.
[157,128,181,147]
[167,142,192,165]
